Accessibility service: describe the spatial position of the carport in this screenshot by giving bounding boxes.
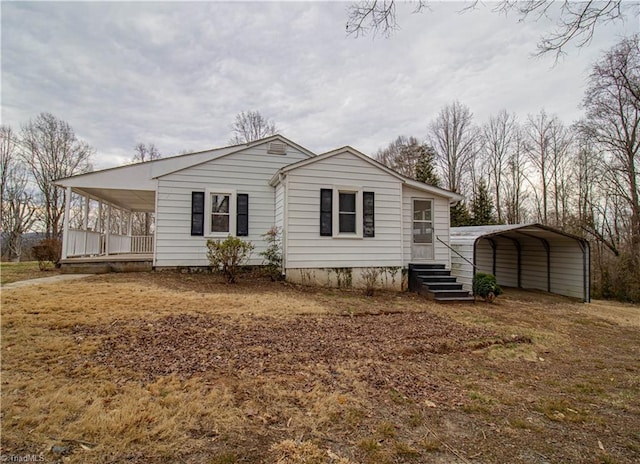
[449,224,590,302]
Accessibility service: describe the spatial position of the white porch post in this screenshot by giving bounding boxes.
[97,200,103,255]
[105,204,111,256]
[83,195,90,256]
[128,210,133,253]
[61,186,72,260]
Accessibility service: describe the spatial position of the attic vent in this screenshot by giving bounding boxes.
[267,141,287,155]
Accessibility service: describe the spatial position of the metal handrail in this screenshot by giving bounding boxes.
[436,235,479,271]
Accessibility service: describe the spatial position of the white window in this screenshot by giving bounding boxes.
[333,188,362,237]
[205,189,236,237]
[210,194,230,233]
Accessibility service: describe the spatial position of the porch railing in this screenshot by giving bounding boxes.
[108,234,132,254]
[66,229,153,257]
[131,235,154,254]
[67,229,102,257]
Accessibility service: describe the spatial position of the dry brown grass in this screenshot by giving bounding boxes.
[0,261,60,284]
[1,271,639,463]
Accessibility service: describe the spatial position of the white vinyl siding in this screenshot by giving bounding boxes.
[285,151,403,268]
[155,143,309,267]
[402,186,451,267]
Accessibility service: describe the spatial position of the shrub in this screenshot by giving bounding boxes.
[472,272,503,302]
[206,236,254,283]
[259,226,283,281]
[32,238,62,270]
[361,267,382,297]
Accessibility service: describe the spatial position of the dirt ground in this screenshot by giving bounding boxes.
[1,270,638,463]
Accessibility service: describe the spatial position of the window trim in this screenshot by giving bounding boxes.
[205,189,236,238]
[332,187,362,238]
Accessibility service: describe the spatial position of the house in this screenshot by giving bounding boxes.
[55,135,463,290]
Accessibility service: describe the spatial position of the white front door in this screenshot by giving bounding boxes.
[411,198,434,261]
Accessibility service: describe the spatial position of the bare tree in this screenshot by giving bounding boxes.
[523,109,555,224]
[132,142,161,163]
[428,101,478,194]
[131,143,161,235]
[1,126,37,260]
[582,35,640,257]
[375,135,423,177]
[346,1,637,58]
[503,128,529,224]
[20,113,94,239]
[230,111,279,144]
[481,110,517,223]
[548,118,573,226]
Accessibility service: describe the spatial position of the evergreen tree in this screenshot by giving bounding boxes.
[471,179,497,225]
[450,201,472,227]
[415,145,441,187]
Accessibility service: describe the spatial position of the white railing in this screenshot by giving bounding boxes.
[131,235,153,254]
[108,234,132,254]
[66,230,153,257]
[67,229,102,257]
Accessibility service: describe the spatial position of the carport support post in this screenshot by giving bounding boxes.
[542,240,551,292]
[488,238,497,276]
[61,186,71,260]
[502,236,522,289]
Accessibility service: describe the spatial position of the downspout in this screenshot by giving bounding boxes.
[281,173,288,276]
[399,183,404,268]
[153,179,159,267]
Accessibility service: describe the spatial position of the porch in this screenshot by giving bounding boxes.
[58,183,156,267]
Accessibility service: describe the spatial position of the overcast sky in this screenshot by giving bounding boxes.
[2,1,638,169]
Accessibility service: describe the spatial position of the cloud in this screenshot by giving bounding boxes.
[1,2,635,169]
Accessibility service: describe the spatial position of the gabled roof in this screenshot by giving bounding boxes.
[154,134,315,179]
[55,134,315,190]
[270,146,463,202]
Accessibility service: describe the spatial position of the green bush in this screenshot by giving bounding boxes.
[259,226,283,281]
[206,236,254,283]
[472,272,503,302]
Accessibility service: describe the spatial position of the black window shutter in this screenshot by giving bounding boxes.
[237,194,249,236]
[320,189,333,236]
[191,192,205,236]
[363,191,375,237]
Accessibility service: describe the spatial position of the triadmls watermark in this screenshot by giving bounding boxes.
[0,454,45,463]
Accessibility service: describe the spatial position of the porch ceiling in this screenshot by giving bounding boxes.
[74,187,155,212]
